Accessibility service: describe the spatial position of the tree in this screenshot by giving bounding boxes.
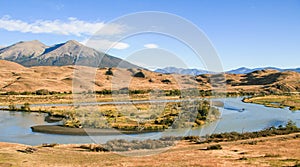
[8,103,16,111]
[105,68,113,76]
[286,120,297,130]
[133,71,146,78]
[21,103,30,111]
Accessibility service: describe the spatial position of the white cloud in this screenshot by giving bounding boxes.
[0,15,124,36]
[144,43,159,49]
[112,42,130,50]
[80,39,129,50]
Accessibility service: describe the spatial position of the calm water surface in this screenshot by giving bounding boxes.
[0,98,299,145]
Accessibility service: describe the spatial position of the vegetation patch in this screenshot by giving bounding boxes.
[17,147,37,154]
[133,71,146,78]
[190,120,300,144]
[105,68,113,76]
[41,143,58,147]
[243,95,300,111]
[206,144,222,150]
[49,100,220,130]
[238,157,248,161]
[80,139,174,152]
[264,153,281,158]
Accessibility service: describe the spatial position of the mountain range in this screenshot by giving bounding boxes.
[155,66,300,75]
[1,40,299,75]
[0,40,138,68]
[227,67,300,74]
[154,67,212,75]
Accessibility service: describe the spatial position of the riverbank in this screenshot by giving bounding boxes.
[243,95,300,111]
[0,94,181,106]
[1,132,300,166]
[31,125,163,135]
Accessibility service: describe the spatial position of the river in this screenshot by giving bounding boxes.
[0,97,299,145]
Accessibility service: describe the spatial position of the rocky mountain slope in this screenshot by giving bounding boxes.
[0,60,299,94]
[0,40,138,68]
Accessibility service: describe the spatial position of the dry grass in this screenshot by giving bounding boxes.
[0,93,167,106]
[0,133,300,166]
[0,60,199,94]
[1,60,300,97]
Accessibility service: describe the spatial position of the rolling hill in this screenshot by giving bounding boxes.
[0,60,299,95]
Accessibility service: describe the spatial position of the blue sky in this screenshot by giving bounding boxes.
[0,0,299,71]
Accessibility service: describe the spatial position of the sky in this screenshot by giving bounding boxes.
[0,0,299,71]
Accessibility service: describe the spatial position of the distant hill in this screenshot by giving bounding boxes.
[286,68,300,73]
[227,67,299,74]
[154,67,213,75]
[0,40,138,68]
[154,66,300,75]
[0,60,299,95]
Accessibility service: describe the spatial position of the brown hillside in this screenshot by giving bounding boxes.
[0,60,299,94]
[224,70,300,94]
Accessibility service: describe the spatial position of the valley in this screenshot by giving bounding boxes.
[1,1,299,166]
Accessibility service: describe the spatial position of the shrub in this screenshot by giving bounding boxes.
[6,91,19,95]
[8,103,16,111]
[238,157,248,160]
[293,162,300,167]
[102,139,174,152]
[207,144,222,150]
[133,71,146,78]
[79,144,109,152]
[264,153,280,157]
[63,118,82,128]
[41,143,58,147]
[198,121,300,144]
[149,114,157,119]
[161,79,171,84]
[242,141,257,145]
[183,136,200,142]
[105,68,113,76]
[286,120,298,130]
[20,103,30,111]
[165,89,180,96]
[36,89,49,95]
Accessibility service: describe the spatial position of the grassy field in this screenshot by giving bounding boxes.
[0,93,168,106]
[243,95,300,111]
[34,100,219,131]
[1,132,300,166]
